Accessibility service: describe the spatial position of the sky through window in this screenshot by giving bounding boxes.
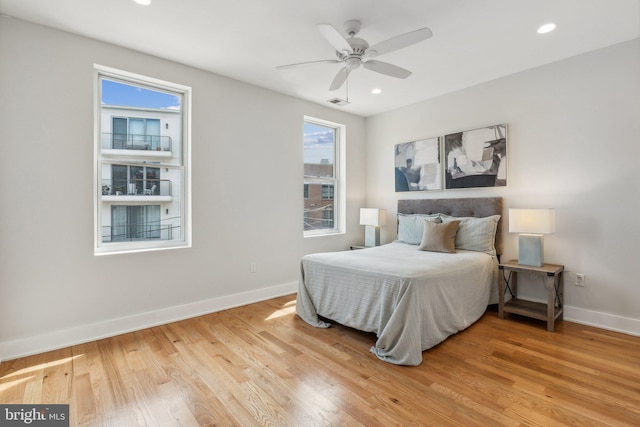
[102,79,180,110]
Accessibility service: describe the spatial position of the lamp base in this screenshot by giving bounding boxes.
[364,225,380,247]
[518,234,544,267]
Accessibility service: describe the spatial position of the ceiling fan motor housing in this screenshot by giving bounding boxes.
[347,37,369,55]
[336,37,369,68]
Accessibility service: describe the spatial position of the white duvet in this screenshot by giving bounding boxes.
[297,242,498,365]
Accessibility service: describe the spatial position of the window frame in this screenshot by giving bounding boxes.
[94,65,192,255]
[303,116,346,237]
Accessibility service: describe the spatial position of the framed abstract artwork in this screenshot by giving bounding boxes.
[394,137,441,192]
[444,124,507,189]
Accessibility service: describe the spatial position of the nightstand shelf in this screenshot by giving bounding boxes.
[498,260,564,331]
[502,298,561,322]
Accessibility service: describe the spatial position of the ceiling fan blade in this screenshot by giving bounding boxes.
[317,23,352,53]
[362,60,412,79]
[366,27,432,57]
[329,67,350,91]
[276,59,341,70]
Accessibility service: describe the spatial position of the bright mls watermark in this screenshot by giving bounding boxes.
[1,405,69,426]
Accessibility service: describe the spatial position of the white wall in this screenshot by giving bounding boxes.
[0,17,366,360]
[366,38,640,335]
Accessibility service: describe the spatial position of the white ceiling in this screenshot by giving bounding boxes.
[2,0,639,117]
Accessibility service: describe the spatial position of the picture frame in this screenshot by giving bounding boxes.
[394,137,442,192]
[444,124,507,189]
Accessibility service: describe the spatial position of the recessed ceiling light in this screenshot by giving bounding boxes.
[537,23,557,34]
[371,88,382,95]
[134,0,151,5]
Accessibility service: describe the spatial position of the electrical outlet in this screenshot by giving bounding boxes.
[575,273,585,287]
[250,262,257,273]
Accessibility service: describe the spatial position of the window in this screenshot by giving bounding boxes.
[322,207,334,224]
[111,205,162,241]
[303,117,345,235]
[106,165,160,196]
[111,117,162,150]
[321,184,334,200]
[95,65,191,255]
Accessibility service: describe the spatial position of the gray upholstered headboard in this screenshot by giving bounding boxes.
[398,197,503,255]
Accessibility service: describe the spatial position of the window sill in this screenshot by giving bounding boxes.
[303,230,345,238]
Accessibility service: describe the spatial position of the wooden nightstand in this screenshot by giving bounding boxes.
[498,260,564,331]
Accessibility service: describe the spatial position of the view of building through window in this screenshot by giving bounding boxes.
[304,120,337,233]
[96,68,190,254]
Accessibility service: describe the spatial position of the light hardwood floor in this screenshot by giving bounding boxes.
[1,294,639,426]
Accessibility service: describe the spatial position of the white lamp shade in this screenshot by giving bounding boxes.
[359,208,386,226]
[509,208,555,234]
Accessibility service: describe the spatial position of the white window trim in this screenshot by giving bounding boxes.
[94,65,192,255]
[303,116,346,237]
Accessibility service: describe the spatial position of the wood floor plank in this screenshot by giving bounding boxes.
[2,293,639,426]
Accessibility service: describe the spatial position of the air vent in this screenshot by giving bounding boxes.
[327,97,350,106]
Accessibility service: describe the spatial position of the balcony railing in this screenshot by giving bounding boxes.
[102,223,176,242]
[102,132,172,152]
[102,178,171,196]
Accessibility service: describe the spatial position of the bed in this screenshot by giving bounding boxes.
[296,197,503,366]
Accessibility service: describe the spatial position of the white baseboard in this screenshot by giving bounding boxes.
[0,281,298,362]
[505,295,640,337]
[564,306,640,337]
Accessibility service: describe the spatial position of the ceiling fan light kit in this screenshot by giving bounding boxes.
[277,19,433,94]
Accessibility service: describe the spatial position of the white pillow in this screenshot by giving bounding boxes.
[441,214,500,256]
[397,213,441,245]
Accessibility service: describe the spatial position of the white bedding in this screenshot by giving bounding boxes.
[297,241,499,365]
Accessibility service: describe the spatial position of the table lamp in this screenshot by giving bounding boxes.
[360,208,386,247]
[509,208,555,267]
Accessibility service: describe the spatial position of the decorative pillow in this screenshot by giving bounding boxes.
[397,213,441,245]
[441,215,501,256]
[418,220,460,253]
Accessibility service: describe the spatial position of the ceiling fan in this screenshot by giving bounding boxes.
[276,20,433,91]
